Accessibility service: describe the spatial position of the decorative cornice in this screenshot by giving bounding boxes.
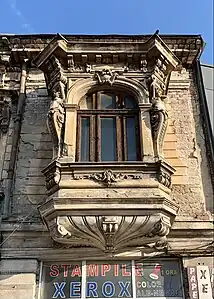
[0,34,204,68]
[34,34,180,77]
[1,222,214,259]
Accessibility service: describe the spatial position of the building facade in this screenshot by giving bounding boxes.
[0,33,213,299]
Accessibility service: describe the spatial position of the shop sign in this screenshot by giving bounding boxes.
[197,266,212,299]
[187,266,213,299]
[209,266,214,298]
[135,260,183,298]
[40,260,184,299]
[187,267,199,299]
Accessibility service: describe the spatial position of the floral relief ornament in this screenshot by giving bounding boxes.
[90,169,122,186]
[73,170,144,185]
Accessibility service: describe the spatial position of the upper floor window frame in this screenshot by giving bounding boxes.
[76,90,141,162]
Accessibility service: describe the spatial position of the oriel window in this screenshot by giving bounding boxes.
[76,91,140,162]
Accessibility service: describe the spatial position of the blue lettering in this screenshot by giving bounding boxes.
[87,282,98,297]
[53,282,66,298]
[70,282,81,297]
[118,281,131,297]
[102,281,115,298]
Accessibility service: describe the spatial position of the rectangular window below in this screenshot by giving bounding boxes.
[40,259,184,299]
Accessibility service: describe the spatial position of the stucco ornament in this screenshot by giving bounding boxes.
[46,214,172,253]
[47,91,65,158]
[95,69,119,85]
[72,170,144,186]
[158,169,171,188]
[150,96,168,157]
[90,170,123,186]
[149,77,168,157]
[0,69,6,88]
[0,97,11,134]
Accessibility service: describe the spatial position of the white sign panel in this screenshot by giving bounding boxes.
[196,266,212,299]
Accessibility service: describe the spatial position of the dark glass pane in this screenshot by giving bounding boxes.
[101,118,116,161]
[126,117,137,161]
[124,96,137,108]
[101,93,116,109]
[80,118,90,161]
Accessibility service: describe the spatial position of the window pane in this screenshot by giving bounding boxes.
[124,96,137,108]
[101,118,116,161]
[86,261,133,298]
[80,118,90,161]
[126,117,137,161]
[79,96,93,109]
[101,93,116,109]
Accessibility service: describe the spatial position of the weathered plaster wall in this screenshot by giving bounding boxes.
[0,67,213,299]
[0,92,17,213]
[0,260,37,299]
[11,69,52,219]
[163,69,213,217]
[1,68,212,220]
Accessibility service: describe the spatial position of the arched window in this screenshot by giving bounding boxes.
[76,91,140,162]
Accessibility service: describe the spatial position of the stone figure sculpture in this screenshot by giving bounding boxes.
[47,91,65,158]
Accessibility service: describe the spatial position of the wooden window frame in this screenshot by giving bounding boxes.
[76,91,140,162]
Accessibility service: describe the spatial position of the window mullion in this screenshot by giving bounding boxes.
[76,114,81,161]
[123,116,128,161]
[116,116,122,161]
[135,115,140,160]
[92,92,96,109]
[95,92,101,162]
[96,92,101,109]
[96,115,101,162]
[89,115,95,162]
[81,260,86,299]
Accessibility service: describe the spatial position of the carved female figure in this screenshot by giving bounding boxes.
[47,91,65,158]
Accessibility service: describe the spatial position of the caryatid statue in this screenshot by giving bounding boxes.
[149,77,168,158]
[47,90,65,159]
